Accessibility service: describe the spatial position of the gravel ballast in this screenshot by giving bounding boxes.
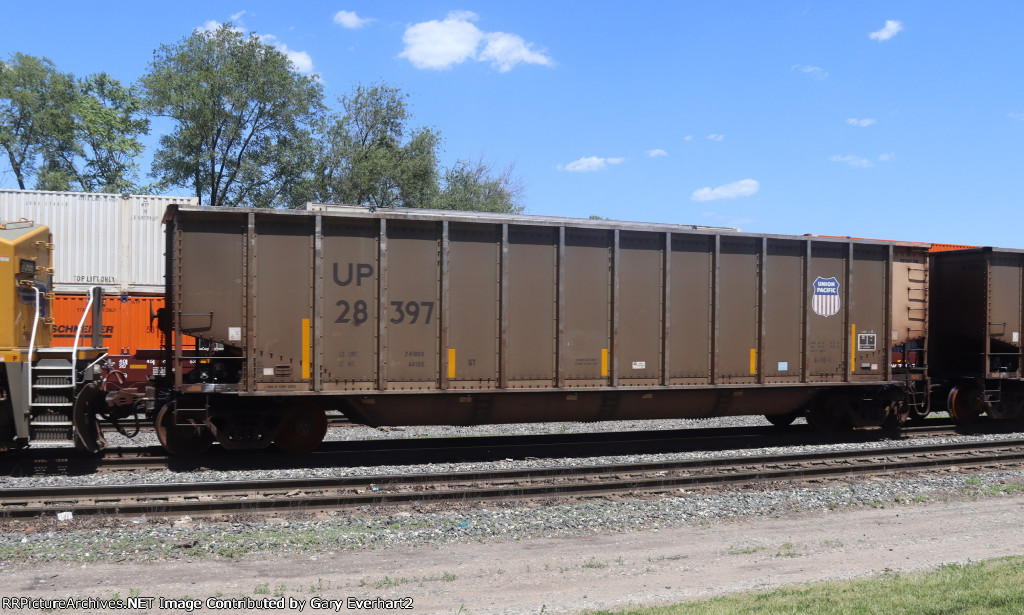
[4,416,1024,615]
[3,416,1024,565]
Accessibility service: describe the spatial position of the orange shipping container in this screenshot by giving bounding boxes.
[52,294,166,355]
[51,294,196,383]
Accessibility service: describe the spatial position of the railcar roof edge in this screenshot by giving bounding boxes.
[931,246,1024,255]
[164,203,934,249]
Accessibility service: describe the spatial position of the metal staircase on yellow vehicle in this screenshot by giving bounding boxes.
[27,349,77,441]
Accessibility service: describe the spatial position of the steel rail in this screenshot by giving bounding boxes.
[2,438,1023,518]
[1,421,1016,477]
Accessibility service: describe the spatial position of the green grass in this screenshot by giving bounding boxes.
[580,556,1024,615]
[726,544,766,555]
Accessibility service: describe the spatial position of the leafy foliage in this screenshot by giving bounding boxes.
[40,73,149,193]
[140,24,324,207]
[0,54,147,193]
[435,157,525,214]
[0,53,76,190]
[310,83,440,210]
[2,33,525,213]
[308,83,524,214]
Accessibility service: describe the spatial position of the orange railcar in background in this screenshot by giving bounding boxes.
[928,243,978,252]
[51,294,196,385]
[815,234,977,253]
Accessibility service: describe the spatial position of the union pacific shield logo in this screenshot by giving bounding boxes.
[812,277,841,317]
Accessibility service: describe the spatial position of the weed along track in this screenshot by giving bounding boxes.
[3,438,1024,519]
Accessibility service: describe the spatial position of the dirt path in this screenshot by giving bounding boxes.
[3,496,1024,614]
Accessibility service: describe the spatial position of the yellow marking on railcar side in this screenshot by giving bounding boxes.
[301,318,311,380]
[448,348,456,379]
[851,323,856,373]
[750,348,757,375]
[601,348,609,377]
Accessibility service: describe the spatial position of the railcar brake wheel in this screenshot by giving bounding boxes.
[274,404,328,454]
[156,401,213,456]
[947,386,982,425]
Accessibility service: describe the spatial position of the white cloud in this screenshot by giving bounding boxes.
[334,10,373,29]
[480,32,554,72]
[401,11,553,72]
[400,11,484,70]
[690,179,760,202]
[196,20,240,34]
[559,156,626,173]
[791,64,828,80]
[846,118,876,127]
[1010,113,1024,121]
[878,152,895,162]
[196,14,246,35]
[278,44,314,73]
[869,20,903,41]
[260,34,315,73]
[706,134,724,142]
[829,154,873,168]
[684,135,693,141]
[646,149,668,157]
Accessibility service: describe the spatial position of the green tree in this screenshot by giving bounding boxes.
[0,53,76,189]
[1,54,148,193]
[311,83,440,209]
[140,24,324,207]
[435,157,525,214]
[72,73,149,193]
[38,73,149,193]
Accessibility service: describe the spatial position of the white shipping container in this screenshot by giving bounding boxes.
[0,189,196,293]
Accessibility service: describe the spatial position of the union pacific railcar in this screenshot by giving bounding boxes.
[150,205,933,455]
[4,205,1022,456]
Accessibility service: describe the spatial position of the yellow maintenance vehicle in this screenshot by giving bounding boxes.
[0,219,109,452]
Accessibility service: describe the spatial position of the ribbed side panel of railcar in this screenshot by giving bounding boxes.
[166,206,925,425]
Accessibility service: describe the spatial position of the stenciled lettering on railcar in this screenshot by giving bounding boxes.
[333,262,374,286]
[811,276,841,317]
[335,299,369,325]
[331,262,435,326]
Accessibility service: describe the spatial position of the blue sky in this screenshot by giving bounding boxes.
[2,1,1023,247]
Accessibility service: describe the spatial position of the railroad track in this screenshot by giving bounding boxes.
[3,438,1023,519]
[2,419,1019,477]
[1,419,998,476]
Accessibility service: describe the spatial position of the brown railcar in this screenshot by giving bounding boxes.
[930,248,1024,423]
[155,205,931,454]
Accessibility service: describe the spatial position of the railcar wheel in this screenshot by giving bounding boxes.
[765,410,801,427]
[156,401,213,456]
[274,404,327,454]
[806,395,852,432]
[73,382,107,454]
[947,386,982,425]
